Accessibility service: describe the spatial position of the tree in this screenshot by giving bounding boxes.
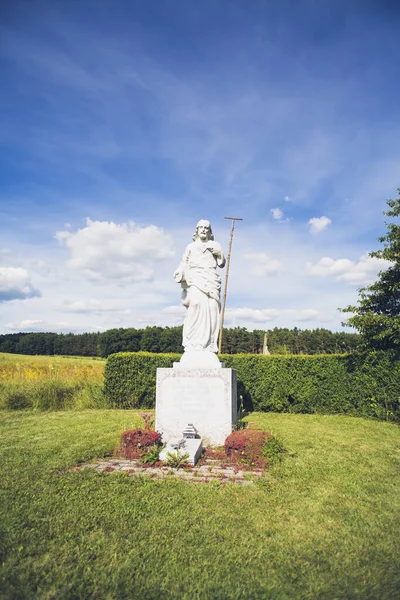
[341,191,400,351]
[159,327,183,353]
[99,328,130,358]
[140,326,164,353]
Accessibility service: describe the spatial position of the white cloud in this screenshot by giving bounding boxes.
[224,307,331,327]
[284,195,292,202]
[62,298,134,316]
[244,252,282,277]
[163,305,185,315]
[287,309,332,322]
[271,208,284,221]
[6,319,75,332]
[0,267,41,302]
[56,218,175,283]
[225,307,280,324]
[55,231,70,242]
[308,216,331,234]
[307,253,390,285]
[61,299,123,313]
[161,305,186,325]
[6,319,44,331]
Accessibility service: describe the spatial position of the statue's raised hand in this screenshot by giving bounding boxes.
[206,241,222,258]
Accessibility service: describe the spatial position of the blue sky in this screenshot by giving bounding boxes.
[1,0,399,334]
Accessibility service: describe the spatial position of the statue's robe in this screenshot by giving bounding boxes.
[177,241,225,353]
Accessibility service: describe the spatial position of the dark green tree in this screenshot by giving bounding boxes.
[341,192,400,351]
[159,327,183,353]
[98,328,141,358]
[140,326,164,353]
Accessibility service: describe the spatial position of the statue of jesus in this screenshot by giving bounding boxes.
[174,220,226,356]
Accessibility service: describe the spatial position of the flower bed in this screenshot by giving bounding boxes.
[225,429,272,468]
[120,429,161,459]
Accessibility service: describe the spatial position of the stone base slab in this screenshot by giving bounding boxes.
[155,367,237,446]
[78,457,261,484]
[159,438,203,466]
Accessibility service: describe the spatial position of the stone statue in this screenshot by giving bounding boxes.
[174,220,226,358]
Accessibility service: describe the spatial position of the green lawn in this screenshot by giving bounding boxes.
[0,410,399,599]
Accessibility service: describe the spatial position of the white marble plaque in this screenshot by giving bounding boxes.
[155,367,237,446]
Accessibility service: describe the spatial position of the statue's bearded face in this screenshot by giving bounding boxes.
[197,220,211,241]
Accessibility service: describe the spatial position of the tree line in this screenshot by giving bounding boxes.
[0,326,360,358]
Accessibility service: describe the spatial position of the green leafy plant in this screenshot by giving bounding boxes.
[262,435,287,464]
[164,449,190,469]
[142,443,165,465]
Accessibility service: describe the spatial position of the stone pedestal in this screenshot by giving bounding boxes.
[155,366,237,446]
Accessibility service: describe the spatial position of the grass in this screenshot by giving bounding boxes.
[0,353,105,410]
[0,352,105,366]
[0,410,399,599]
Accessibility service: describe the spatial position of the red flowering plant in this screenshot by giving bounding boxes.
[224,429,272,469]
[120,429,161,460]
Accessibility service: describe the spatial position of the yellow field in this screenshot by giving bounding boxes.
[0,353,106,410]
[0,352,105,382]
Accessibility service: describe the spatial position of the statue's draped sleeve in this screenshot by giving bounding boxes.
[174,245,191,284]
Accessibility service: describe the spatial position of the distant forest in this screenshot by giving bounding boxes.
[0,326,360,357]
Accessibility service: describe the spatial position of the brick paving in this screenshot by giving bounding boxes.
[78,456,264,484]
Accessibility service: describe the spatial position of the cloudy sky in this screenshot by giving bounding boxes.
[1,0,399,335]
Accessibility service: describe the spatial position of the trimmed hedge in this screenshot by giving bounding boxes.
[104,352,179,409]
[104,351,400,420]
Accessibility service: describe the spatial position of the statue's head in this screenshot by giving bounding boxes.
[193,219,214,241]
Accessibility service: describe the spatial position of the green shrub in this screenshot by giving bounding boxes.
[104,351,400,421]
[104,352,179,408]
[225,351,400,420]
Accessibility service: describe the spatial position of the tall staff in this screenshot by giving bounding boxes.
[218,216,243,354]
